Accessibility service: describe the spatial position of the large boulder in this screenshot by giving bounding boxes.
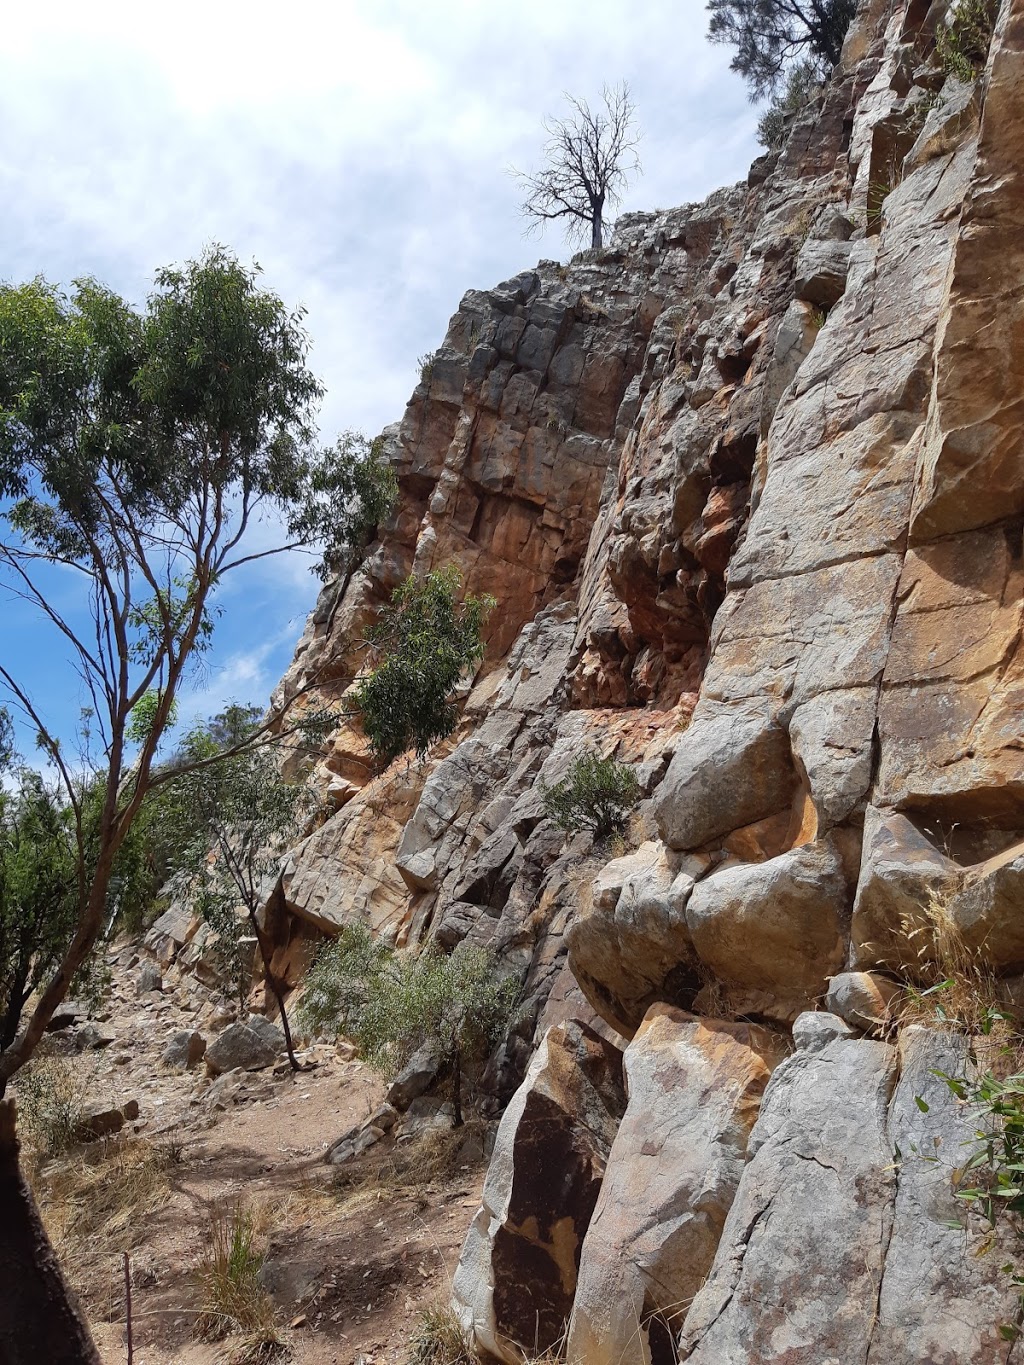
[567,842,703,1037]
[678,1031,898,1364]
[452,1021,625,1363]
[654,709,798,853]
[204,1021,281,1075]
[850,808,961,972]
[567,1007,782,1365]
[865,1026,1024,1363]
[685,837,849,1002]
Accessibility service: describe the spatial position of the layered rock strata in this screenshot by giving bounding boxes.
[261,0,1024,1353]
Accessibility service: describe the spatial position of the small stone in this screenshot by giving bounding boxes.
[792,1011,856,1053]
[825,972,901,1034]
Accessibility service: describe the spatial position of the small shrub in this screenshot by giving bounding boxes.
[418,352,436,386]
[541,750,642,840]
[296,923,393,1041]
[194,1202,283,1358]
[922,1050,1024,1340]
[298,930,519,1125]
[936,0,998,82]
[14,1057,84,1157]
[406,1303,477,1364]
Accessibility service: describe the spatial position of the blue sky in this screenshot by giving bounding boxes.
[1,0,763,758]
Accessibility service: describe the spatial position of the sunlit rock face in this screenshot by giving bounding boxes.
[266,0,1024,1352]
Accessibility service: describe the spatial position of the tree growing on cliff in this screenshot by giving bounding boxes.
[541,749,641,840]
[354,565,494,766]
[512,82,641,250]
[0,246,397,1091]
[707,0,856,101]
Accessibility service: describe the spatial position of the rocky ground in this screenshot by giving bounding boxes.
[15,943,487,1365]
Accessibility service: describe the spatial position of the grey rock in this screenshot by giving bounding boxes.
[794,238,852,308]
[825,972,901,1033]
[792,1010,856,1052]
[851,808,960,971]
[161,1030,207,1070]
[679,1036,898,1363]
[654,709,797,852]
[385,1043,443,1111]
[685,838,849,1001]
[204,1021,280,1075]
[136,962,163,995]
[244,1014,286,1050]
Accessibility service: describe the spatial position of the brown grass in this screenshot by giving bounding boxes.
[32,1136,176,1260]
[405,1302,478,1364]
[896,892,1022,1071]
[329,1120,490,1217]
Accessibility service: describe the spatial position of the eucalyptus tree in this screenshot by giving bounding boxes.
[0,247,395,1089]
[707,0,856,101]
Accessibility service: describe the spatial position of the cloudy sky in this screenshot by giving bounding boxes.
[1,0,762,755]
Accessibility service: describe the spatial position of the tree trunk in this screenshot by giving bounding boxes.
[0,1100,102,1365]
[451,1041,463,1128]
[591,206,604,250]
[245,902,305,1073]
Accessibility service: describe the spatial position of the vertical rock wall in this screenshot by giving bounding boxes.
[265,0,1024,1353]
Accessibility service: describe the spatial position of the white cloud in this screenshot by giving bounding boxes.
[0,0,763,746]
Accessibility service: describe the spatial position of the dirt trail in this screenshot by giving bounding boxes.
[18,946,486,1365]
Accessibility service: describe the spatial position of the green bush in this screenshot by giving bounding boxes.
[353,566,494,766]
[298,927,518,1125]
[935,0,998,82]
[541,750,641,840]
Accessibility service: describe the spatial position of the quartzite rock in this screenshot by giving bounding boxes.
[204,1021,281,1076]
[685,838,848,1002]
[567,843,701,1037]
[567,1007,781,1365]
[677,1034,898,1364]
[452,1021,624,1363]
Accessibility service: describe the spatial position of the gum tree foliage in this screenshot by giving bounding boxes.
[707,0,857,102]
[757,58,825,148]
[541,749,642,840]
[0,761,162,1052]
[159,704,317,1072]
[0,246,396,1091]
[354,565,494,767]
[512,82,641,250]
[298,925,519,1126]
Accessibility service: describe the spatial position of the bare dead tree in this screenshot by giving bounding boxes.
[512,82,641,251]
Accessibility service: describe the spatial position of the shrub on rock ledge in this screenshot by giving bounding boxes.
[541,750,641,840]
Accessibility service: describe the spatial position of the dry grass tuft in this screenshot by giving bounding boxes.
[405,1302,478,1364]
[896,892,1022,1069]
[33,1136,176,1259]
[194,1201,285,1360]
[329,1120,490,1216]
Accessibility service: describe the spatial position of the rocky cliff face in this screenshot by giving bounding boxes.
[262,0,1024,1356]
